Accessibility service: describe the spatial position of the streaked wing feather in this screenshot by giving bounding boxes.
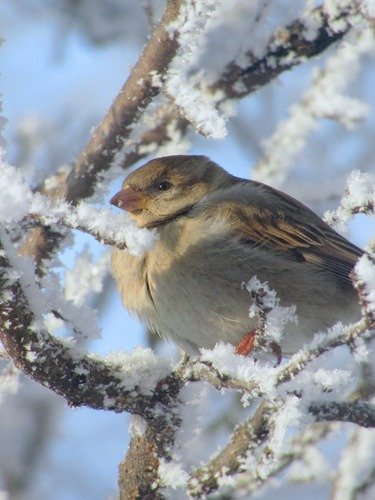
[225,183,363,284]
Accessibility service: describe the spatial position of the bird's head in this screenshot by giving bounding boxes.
[110,155,233,228]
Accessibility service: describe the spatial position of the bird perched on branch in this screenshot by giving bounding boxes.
[110,155,362,357]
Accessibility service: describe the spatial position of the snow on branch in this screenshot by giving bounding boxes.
[183,319,372,398]
[0,228,178,417]
[253,30,374,185]
[245,276,297,361]
[187,395,374,497]
[0,155,156,255]
[64,248,111,308]
[331,425,375,500]
[165,1,228,138]
[179,312,374,496]
[188,399,277,497]
[352,254,375,328]
[310,400,375,428]
[186,393,375,497]
[210,2,357,99]
[28,194,157,256]
[324,170,375,233]
[62,0,187,204]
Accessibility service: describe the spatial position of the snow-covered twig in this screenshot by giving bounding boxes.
[310,400,375,428]
[210,3,355,100]
[188,399,277,497]
[245,276,296,361]
[188,396,340,497]
[0,228,179,416]
[331,424,375,500]
[62,0,187,204]
[324,170,375,232]
[28,195,157,255]
[183,319,372,396]
[253,31,373,185]
[188,398,375,498]
[352,254,375,329]
[235,421,333,495]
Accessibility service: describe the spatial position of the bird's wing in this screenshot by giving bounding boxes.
[203,181,364,284]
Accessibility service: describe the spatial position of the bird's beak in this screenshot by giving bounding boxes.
[110,186,148,213]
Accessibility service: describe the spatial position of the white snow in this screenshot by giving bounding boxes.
[200,343,277,399]
[324,170,375,232]
[333,426,375,500]
[103,347,171,395]
[30,193,158,256]
[0,153,157,256]
[265,396,302,457]
[0,151,32,223]
[354,254,375,316]
[166,1,228,138]
[351,337,369,364]
[43,273,102,342]
[361,0,375,18]
[0,227,49,319]
[253,29,374,185]
[158,458,189,488]
[245,276,297,344]
[64,248,111,307]
[129,415,147,437]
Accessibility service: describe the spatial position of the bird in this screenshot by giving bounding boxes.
[110,155,363,358]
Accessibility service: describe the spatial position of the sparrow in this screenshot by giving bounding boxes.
[110,155,363,357]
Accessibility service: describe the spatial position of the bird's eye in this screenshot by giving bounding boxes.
[157,181,172,191]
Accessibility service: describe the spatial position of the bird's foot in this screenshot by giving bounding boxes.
[235,332,283,365]
[235,331,256,356]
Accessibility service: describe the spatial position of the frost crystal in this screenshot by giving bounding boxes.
[0,152,32,222]
[254,29,374,185]
[158,458,189,488]
[103,348,171,395]
[354,254,375,319]
[324,170,375,232]
[166,1,228,138]
[129,415,147,437]
[245,276,297,344]
[30,194,158,256]
[64,249,110,307]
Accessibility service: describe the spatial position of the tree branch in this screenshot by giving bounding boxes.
[211,4,354,99]
[119,430,164,499]
[188,398,375,497]
[19,0,187,270]
[236,421,333,495]
[310,400,375,428]
[62,0,186,204]
[188,399,275,497]
[183,320,373,396]
[0,229,182,419]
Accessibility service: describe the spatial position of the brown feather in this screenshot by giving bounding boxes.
[199,182,363,284]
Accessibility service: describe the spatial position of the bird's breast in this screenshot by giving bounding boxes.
[111,248,156,320]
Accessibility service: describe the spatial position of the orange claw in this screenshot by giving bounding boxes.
[235,331,256,356]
